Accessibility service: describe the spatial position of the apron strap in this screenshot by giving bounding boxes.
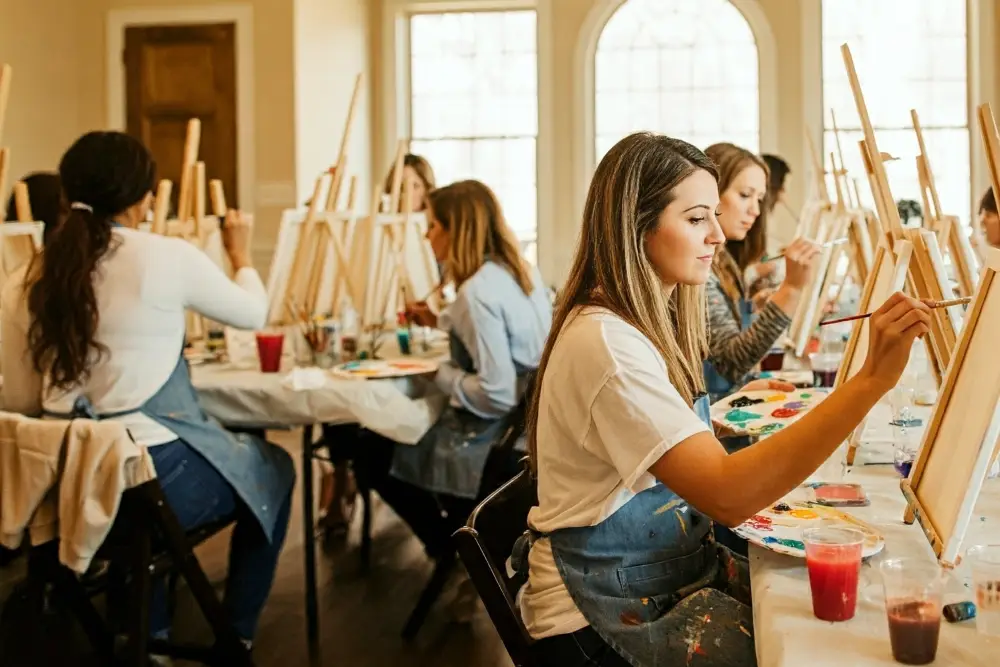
[42,395,137,421]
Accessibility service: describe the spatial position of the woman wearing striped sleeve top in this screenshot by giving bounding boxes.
[702,143,820,406]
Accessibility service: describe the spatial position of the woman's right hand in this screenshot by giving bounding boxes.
[857,292,931,392]
[222,210,253,270]
[781,238,822,290]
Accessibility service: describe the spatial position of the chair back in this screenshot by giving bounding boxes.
[454,460,539,666]
[477,374,534,497]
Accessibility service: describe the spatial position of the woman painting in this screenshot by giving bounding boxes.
[517,131,931,666]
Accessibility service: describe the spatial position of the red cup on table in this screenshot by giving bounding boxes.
[255,331,285,373]
[803,526,864,622]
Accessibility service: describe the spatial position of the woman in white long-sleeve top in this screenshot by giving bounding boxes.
[353,179,552,559]
[1,131,295,649]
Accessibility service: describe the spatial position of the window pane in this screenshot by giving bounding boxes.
[595,0,759,162]
[822,0,969,224]
[410,10,538,249]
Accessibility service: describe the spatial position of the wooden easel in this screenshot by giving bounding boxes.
[911,109,979,299]
[842,44,956,387]
[360,140,440,329]
[901,105,1000,565]
[276,74,365,324]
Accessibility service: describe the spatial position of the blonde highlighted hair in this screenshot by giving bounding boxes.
[526,132,718,471]
[427,180,533,295]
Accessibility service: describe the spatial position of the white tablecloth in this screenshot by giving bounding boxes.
[751,407,1000,665]
[191,360,447,443]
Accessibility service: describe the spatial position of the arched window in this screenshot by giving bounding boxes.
[594,0,759,163]
[822,0,969,223]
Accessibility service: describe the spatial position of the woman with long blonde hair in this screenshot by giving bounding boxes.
[703,143,819,405]
[349,179,550,598]
[516,132,930,666]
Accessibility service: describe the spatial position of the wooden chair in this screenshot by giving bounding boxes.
[399,376,534,640]
[26,480,253,666]
[453,460,539,667]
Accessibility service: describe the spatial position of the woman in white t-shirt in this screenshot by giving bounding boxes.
[516,132,931,667]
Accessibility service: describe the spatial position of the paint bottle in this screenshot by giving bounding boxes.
[396,312,411,355]
[943,601,976,623]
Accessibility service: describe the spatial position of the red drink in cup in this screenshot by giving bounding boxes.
[255,331,285,373]
[803,526,864,621]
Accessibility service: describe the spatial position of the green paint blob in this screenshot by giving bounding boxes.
[800,393,812,398]
[756,423,784,434]
[725,409,759,423]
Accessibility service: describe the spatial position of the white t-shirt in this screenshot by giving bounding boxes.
[519,307,711,639]
[1,227,268,446]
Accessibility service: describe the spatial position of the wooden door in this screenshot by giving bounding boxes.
[124,23,238,211]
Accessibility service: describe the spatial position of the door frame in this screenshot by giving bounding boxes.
[106,4,255,211]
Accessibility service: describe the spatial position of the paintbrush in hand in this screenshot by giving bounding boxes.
[763,237,848,262]
[819,297,972,327]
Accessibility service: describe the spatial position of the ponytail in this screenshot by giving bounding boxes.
[27,207,116,390]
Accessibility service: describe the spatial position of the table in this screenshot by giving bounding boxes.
[189,339,448,666]
[750,404,1000,666]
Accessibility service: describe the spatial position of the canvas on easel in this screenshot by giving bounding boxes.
[0,222,43,293]
[897,102,1000,566]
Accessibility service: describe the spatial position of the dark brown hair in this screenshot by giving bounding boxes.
[383,154,436,210]
[5,172,65,245]
[980,187,996,215]
[427,180,532,296]
[761,154,790,214]
[526,132,718,471]
[27,131,156,390]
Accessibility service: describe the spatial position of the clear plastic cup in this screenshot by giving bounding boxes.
[809,352,843,388]
[966,545,1000,638]
[803,526,864,621]
[880,558,944,665]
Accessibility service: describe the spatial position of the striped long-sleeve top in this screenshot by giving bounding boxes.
[706,249,791,384]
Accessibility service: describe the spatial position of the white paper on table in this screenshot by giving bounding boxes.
[225,328,259,368]
[281,367,328,391]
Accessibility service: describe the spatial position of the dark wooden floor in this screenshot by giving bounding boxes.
[0,429,513,667]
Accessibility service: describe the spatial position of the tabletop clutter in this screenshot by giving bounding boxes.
[186,298,444,379]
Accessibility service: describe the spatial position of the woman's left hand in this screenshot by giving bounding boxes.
[738,378,796,393]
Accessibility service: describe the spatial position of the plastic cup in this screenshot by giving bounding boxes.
[760,348,785,371]
[255,331,285,373]
[809,352,843,388]
[803,525,864,621]
[880,558,944,665]
[967,545,1000,638]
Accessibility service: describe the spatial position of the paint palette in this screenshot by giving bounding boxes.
[329,358,439,380]
[733,501,884,559]
[709,389,830,437]
[756,370,814,387]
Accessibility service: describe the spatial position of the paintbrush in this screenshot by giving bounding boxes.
[819,297,972,327]
[763,237,848,262]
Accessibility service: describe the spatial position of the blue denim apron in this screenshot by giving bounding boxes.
[517,395,755,667]
[389,331,511,499]
[47,353,296,542]
[704,297,754,404]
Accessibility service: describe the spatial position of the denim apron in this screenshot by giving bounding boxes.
[517,395,755,667]
[47,353,295,542]
[389,331,510,499]
[703,297,754,404]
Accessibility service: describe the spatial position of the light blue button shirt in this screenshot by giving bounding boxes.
[434,261,552,419]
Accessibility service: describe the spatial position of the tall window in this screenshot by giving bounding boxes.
[822,0,969,224]
[594,0,759,164]
[409,11,538,260]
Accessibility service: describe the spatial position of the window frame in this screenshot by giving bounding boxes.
[819,0,973,225]
[382,0,545,269]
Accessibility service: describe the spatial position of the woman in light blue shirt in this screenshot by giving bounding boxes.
[354,179,551,559]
